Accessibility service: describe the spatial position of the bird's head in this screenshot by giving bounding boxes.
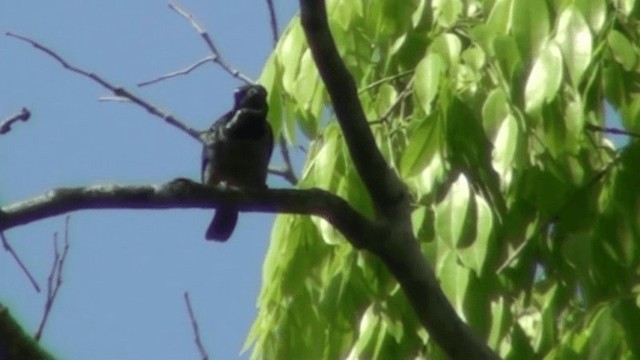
[233,84,268,113]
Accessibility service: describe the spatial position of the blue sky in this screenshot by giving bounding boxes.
[1,1,299,359]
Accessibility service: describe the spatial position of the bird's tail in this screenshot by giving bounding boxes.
[205,207,238,241]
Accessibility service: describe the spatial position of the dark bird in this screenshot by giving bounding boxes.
[201,84,273,241]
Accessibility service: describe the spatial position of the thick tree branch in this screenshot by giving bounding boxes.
[299,0,405,216]
[298,1,499,359]
[0,181,376,249]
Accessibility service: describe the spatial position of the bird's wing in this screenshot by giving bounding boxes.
[201,111,233,183]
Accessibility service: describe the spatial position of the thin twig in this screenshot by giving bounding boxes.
[98,96,131,103]
[138,56,214,87]
[5,31,201,141]
[370,78,414,125]
[275,137,298,185]
[184,292,209,360]
[358,70,414,94]
[264,0,279,47]
[168,1,254,84]
[268,163,298,184]
[585,123,640,138]
[35,216,71,341]
[0,231,41,292]
[0,107,31,135]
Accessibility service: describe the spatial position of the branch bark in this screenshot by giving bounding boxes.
[299,0,405,217]
[0,181,376,250]
[298,1,499,359]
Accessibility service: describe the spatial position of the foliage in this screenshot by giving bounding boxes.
[0,304,55,360]
[248,0,640,358]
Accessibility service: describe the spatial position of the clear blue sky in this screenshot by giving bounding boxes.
[1,1,299,359]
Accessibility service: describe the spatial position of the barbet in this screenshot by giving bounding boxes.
[201,84,273,241]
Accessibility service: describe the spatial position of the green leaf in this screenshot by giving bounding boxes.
[564,99,585,153]
[295,49,322,139]
[512,0,550,60]
[575,0,607,33]
[434,174,473,247]
[414,53,445,115]
[525,42,563,113]
[353,304,381,356]
[485,0,512,35]
[482,88,510,139]
[554,5,592,86]
[374,83,398,118]
[492,35,523,82]
[330,0,364,30]
[613,0,636,17]
[430,33,462,65]
[487,297,510,350]
[491,114,519,184]
[458,194,494,274]
[608,30,637,71]
[259,54,285,139]
[399,116,441,177]
[436,247,472,314]
[278,22,305,95]
[432,0,462,28]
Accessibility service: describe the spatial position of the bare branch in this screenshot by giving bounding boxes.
[586,123,640,138]
[268,161,298,185]
[138,56,214,87]
[0,181,377,249]
[184,292,209,360]
[35,216,71,341]
[0,107,31,135]
[274,137,299,185]
[264,0,279,47]
[1,231,41,292]
[5,32,201,142]
[168,1,254,84]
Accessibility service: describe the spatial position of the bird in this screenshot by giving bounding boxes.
[201,84,273,241]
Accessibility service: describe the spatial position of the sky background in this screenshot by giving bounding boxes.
[1,1,300,359]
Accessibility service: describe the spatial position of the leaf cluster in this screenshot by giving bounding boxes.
[249,0,640,358]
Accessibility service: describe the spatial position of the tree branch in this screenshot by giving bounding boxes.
[299,0,405,216]
[264,0,279,47]
[168,1,254,84]
[183,292,209,360]
[138,56,214,87]
[298,1,499,359]
[35,217,70,342]
[5,31,201,142]
[0,181,376,250]
[0,107,31,135]
[585,123,640,138]
[1,231,40,292]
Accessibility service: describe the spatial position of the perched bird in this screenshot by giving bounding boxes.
[201,84,273,241]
